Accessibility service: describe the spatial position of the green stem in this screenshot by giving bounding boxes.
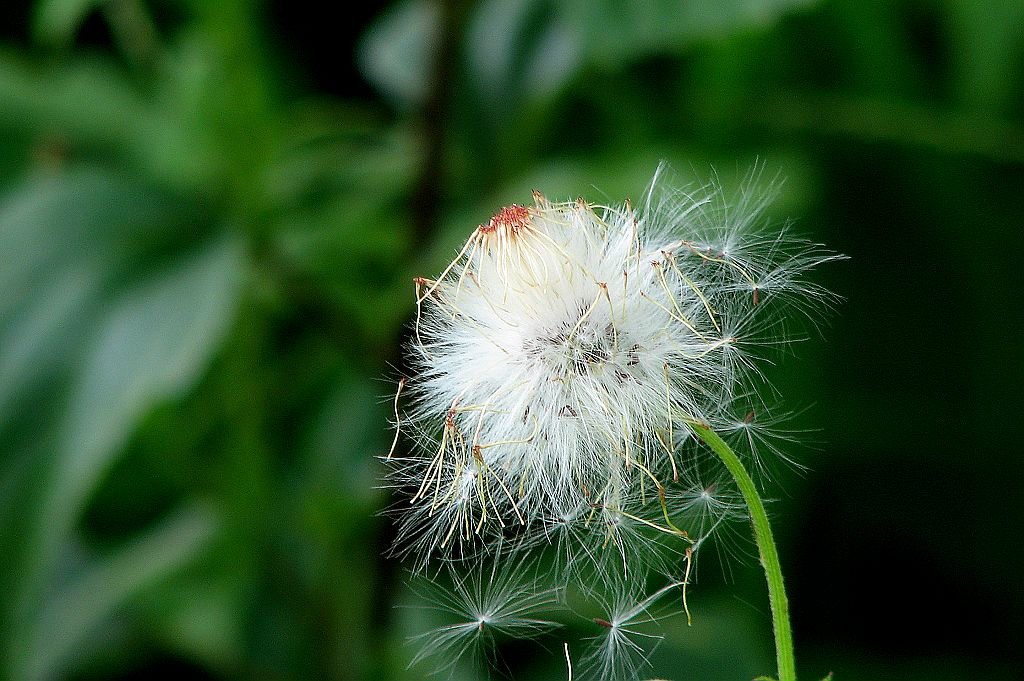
[691,424,796,681]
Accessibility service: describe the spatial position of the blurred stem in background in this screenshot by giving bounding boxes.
[408,0,470,247]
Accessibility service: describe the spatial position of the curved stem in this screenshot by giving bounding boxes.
[691,424,796,681]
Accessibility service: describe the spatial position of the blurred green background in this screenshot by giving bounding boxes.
[1,0,1022,680]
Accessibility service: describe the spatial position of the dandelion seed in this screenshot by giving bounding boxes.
[407,559,562,672]
[663,462,751,574]
[581,581,685,681]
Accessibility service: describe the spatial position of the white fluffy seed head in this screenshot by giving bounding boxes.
[386,167,842,679]
[389,169,839,563]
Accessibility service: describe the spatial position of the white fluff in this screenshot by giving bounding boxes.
[389,170,839,566]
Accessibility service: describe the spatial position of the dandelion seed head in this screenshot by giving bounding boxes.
[393,169,837,562]
[387,165,842,678]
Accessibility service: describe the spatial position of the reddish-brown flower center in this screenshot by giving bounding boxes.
[479,204,531,235]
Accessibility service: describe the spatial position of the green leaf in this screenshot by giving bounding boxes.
[267,119,418,342]
[273,194,410,341]
[35,233,244,578]
[356,0,441,108]
[0,52,222,191]
[0,169,188,425]
[19,503,220,681]
[466,0,582,107]
[31,0,102,46]
[946,0,1024,112]
[567,0,818,66]
[460,0,819,124]
[0,167,245,678]
[297,373,385,512]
